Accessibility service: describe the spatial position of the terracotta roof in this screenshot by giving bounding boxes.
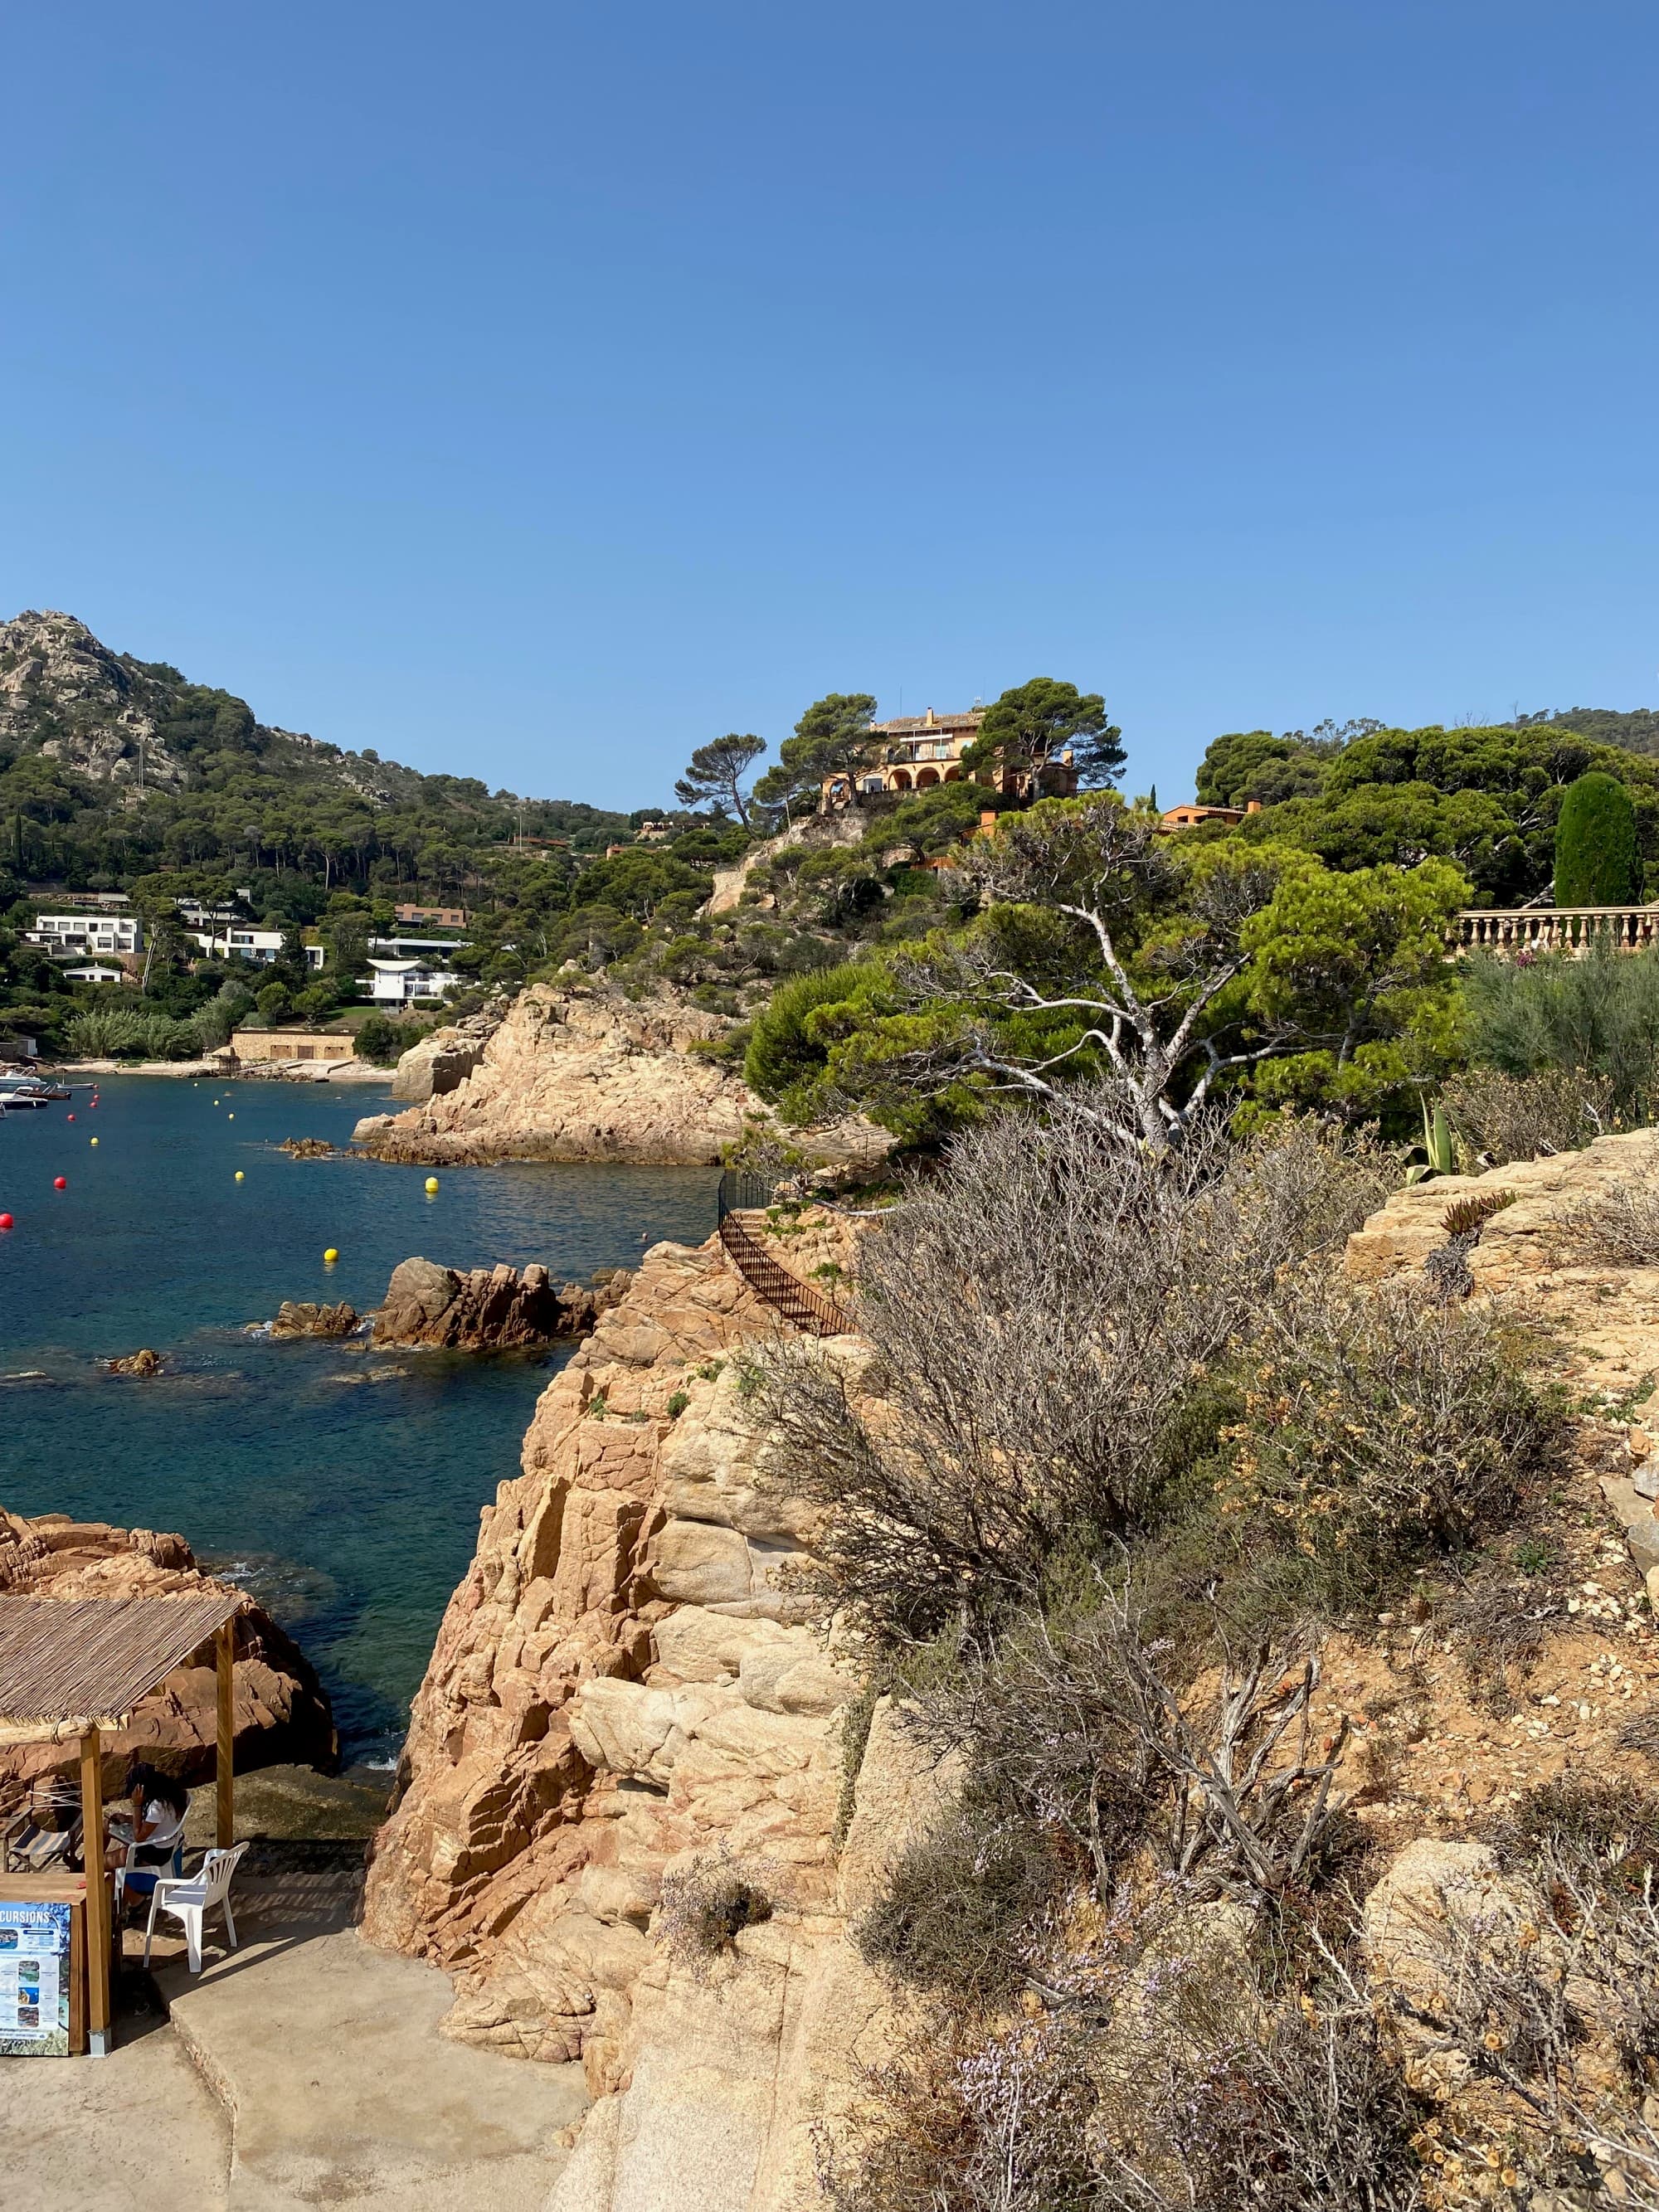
[0,1594,240,1737]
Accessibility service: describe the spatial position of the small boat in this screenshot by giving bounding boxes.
[0,1077,64,1106]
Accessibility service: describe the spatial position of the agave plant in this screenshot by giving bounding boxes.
[1404,1097,1457,1184]
[1440,1189,1516,1240]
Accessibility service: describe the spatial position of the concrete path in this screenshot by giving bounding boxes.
[151,1853,589,2210]
[2,2018,231,2210]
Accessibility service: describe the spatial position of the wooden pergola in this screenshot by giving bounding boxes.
[0,1593,242,2055]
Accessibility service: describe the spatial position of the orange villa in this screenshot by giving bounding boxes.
[822,707,1080,806]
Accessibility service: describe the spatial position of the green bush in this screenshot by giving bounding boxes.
[742,960,885,1118]
[1214,1276,1565,1609]
[1554,770,1639,906]
[353,1013,433,1066]
[1462,941,1659,1121]
[63,1005,144,1057]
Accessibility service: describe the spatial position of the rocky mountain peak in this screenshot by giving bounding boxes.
[0,605,185,792]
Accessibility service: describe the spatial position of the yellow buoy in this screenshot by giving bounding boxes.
[425,1177,440,1194]
[227,1112,235,1120]
[90,1136,99,1146]
[235,1170,245,1182]
[324,1247,338,1263]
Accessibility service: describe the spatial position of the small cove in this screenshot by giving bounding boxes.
[0,1073,718,1760]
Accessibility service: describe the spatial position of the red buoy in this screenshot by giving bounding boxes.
[66,1113,75,1121]
[0,1214,12,1231]
[52,1177,66,1192]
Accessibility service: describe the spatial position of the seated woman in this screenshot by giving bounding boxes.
[105,1762,189,1887]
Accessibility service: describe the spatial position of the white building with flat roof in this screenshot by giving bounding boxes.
[26,913,143,959]
[366,958,461,1003]
[187,926,324,970]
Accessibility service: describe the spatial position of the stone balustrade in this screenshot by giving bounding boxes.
[1454,905,1659,955]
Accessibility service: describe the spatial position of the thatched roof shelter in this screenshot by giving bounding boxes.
[0,1592,243,2054]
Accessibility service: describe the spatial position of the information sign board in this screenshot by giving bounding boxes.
[0,1898,71,2056]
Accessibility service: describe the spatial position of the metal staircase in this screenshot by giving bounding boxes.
[716,1174,850,1337]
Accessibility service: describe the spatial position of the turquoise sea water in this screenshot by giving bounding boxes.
[0,1075,717,1758]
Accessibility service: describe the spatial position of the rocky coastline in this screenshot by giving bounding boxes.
[358,1143,1659,2210]
[267,1257,634,1353]
[0,1508,338,1792]
[48,1055,386,1084]
[353,983,761,1166]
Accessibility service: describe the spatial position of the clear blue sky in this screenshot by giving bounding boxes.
[2,2,1654,809]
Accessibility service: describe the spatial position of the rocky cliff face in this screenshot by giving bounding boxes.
[361,1218,911,2210]
[353,984,761,1165]
[389,1009,505,1103]
[0,1508,337,1790]
[365,1137,1659,2210]
[0,610,187,792]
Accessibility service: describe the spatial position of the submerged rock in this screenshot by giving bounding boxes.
[280,1137,337,1159]
[106,1347,166,1376]
[271,1300,362,1339]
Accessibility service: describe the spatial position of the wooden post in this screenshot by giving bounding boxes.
[80,1727,111,2057]
[216,1619,235,1850]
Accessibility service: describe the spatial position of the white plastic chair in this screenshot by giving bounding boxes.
[142,1843,247,1974]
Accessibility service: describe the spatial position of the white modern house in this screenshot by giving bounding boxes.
[187,926,324,970]
[25,912,143,960]
[61,962,127,984]
[365,957,462,1003]
[174,892,253,929]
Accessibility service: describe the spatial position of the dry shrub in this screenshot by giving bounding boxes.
[1555,1177,1659,1266]
[1442,1066,1615,1166]
[655,1847,772,1966]
[1491,1775,1659,1879]
[824,1890,1427,2212]
[1214,1278,1566,1608]
[854,1813,1062,2005]
[1376,1803,1659,2206]
[1444,1581,1552,1715]
[897,1597,1354,1918]
[754,1100,1399,1646]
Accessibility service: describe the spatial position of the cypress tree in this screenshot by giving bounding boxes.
[1554,771,1640,906]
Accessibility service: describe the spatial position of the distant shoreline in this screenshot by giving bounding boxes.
[45,1056,391,1085]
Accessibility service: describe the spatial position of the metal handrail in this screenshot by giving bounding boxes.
[716,1201,850,1338]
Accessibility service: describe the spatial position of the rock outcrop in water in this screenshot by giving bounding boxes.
[271,1300,362,1339]
[0,1508,337,1789]
[353,983,760,1165]
[105,1347,166,1375]
[370,1257,626,1349]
